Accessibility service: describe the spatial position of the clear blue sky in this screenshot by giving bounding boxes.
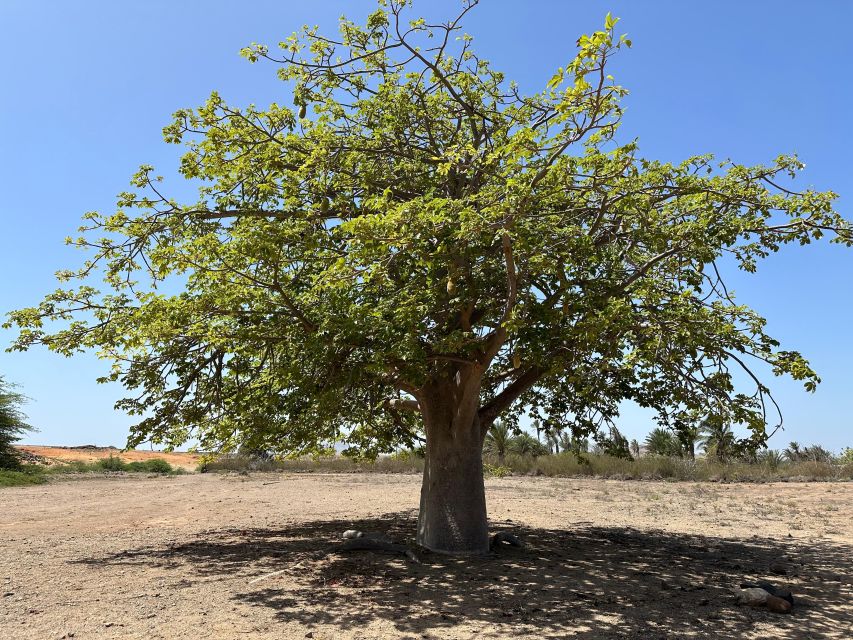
[1,1,851,451]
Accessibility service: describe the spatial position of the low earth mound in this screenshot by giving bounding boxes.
[15,445,201,471]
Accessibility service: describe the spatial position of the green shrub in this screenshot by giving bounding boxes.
[483,463,512,478]
[0,466,46,487]
[97,455,128,472]
[126,458,174,473]
[0,376,34,470]
[499,452,534,474]
[145,458,174,473]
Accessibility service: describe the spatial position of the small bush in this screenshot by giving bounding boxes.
[483,463,512,478]
[146,458,174,473]
[125,458,175,473]
[500,452,534,474]
[97,455,128,472]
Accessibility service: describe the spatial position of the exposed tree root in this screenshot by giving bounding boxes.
[336,537,421,563]
[279,530,523,575]
[333,531,421,563]
[490,531,523,549]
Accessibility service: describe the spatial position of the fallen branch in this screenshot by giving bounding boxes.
[247,569,287,585]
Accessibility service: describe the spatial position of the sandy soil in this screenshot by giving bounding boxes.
[1,473,851,639]
[17,446,201,471]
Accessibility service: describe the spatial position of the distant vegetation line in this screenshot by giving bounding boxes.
[0,455,184,487]
[199,449,853,482]
[2,444,851,488]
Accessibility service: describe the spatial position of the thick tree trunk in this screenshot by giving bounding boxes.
[416,385,490,555]
[417,429,489,555]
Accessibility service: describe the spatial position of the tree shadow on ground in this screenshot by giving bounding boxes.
[75,512,852,639]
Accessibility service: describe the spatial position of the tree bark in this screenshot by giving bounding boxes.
[415,381,490,555]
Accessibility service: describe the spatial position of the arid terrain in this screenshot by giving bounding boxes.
[17,445,201,471]
[1,473,851,639]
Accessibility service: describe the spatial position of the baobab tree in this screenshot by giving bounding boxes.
[7,1,851,554]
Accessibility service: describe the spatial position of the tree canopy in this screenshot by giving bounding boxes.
[0,376,33,469]
[7,0,851,463]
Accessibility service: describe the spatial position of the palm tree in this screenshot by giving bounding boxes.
[784,441,802,462]
[802,444,834,463]
[484,421,511,463]
[645,428,678,457]
[602,425,633,459]
[783,443,834,463]
[699,420,737,462]
[757,449,784,469]
[558,432,573,454]
[509,432,549,457]
[557,432,590,455]
[629,438,641,459]
[545,428,561,454]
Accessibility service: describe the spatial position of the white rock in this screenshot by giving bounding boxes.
[737,587,770,606]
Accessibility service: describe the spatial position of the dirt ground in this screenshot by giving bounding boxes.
[17,446,201,471]
[1,473,851,639]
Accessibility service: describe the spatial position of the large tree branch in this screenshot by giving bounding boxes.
[619,245,684,291]
[480,231,518,365]
[478,365,546,431]
[387,398,421,412]
[186,208,343,223]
